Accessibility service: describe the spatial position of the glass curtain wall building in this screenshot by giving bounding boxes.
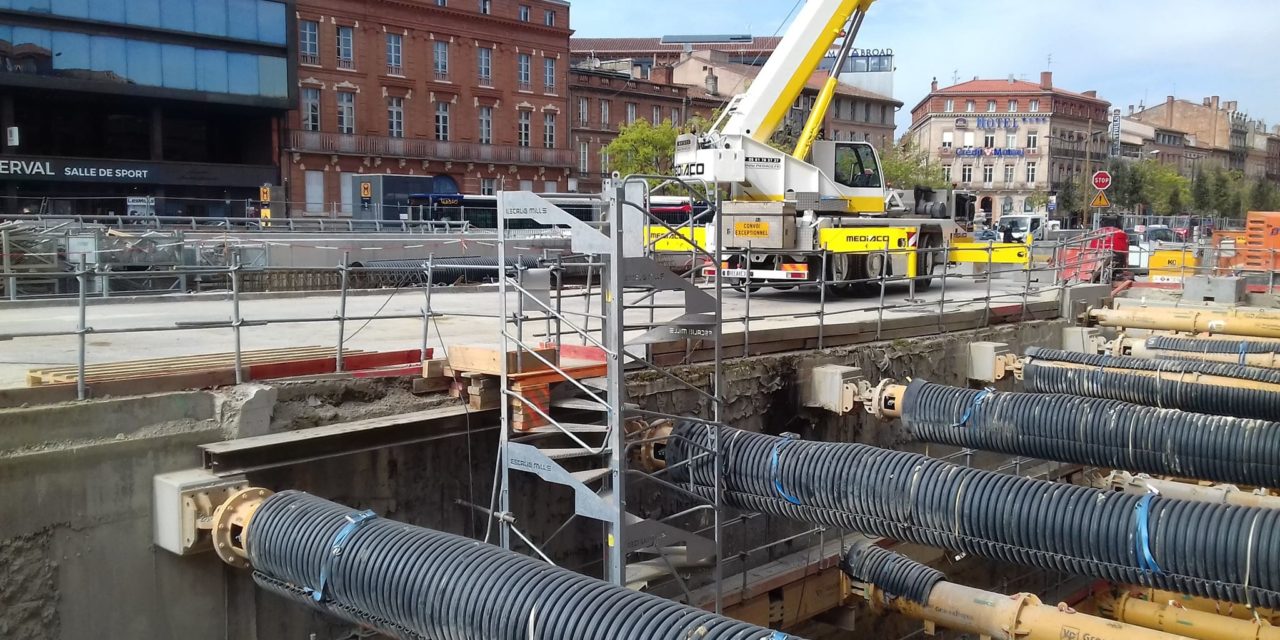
[0,0,295,217]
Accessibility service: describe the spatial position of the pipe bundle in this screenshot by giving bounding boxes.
[900,378,1280,485]
[248,491,802,640]
[668,423,1280,609]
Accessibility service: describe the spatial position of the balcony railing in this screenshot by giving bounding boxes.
[387,64,403,76]
[518,81,532,92]
[544,83,556,94]
[337,56,355,70]
[289,131,576,167]
[478,74,493,86]
[434,70,450,82]
[299,52,319,66]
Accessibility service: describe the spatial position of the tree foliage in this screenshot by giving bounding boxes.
[602,119,679,178]
[879,136,949,190]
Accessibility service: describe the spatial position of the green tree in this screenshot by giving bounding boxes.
[602,119,679,178]
[1250,179,1277,212]
[1025,191,1050,212]
[1167,187,1185,214]
[1108,161,1135,210]
[1210,169,1232,214]
[1191,171,1211,213]
[878,136,948,190]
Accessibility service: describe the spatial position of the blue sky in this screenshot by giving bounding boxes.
[571,0,1280,136]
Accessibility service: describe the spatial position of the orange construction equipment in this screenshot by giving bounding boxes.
[1212,211,1280,274]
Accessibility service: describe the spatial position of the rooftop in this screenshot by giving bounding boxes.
[571,36,784,55]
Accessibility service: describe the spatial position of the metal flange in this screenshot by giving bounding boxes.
[210,487,273,569]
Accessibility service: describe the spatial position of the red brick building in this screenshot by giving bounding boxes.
[287,0,574,216]
[570,66,721,193]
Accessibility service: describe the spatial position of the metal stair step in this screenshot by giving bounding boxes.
[541,447,607,461]
[526,422,609,435]
[570,468,611,485]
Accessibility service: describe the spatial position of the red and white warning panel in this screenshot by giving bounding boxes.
[703,262,810,280]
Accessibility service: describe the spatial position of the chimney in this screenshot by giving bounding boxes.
[931,77,938,92]
[652,65,674,85]
[1128,105,1135,115]
[705,70,719,96]
[1226,100,1237,112]
[1040,71,1053,90]
[1083,90,1097,98]
[1203,97,1211,107]
[1211,96,1220,110]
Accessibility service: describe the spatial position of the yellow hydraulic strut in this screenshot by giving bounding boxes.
[1089,307,1280,339]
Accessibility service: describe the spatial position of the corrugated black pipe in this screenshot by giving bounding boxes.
[900,379,1280,485]
[667,423,1280,609]
[1147,335,1280,357]
[351,256,541,287]
[840,541,943,604]
[1021,347,1280,421]
[248,491,806,640]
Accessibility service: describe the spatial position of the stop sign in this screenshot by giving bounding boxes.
[1092,170,1113,191]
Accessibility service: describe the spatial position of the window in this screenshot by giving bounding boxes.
[1029,99,1040,113]
[1008,100,1018,113]
[943,163,952,182]
[652,106,662,124]
[336,25,354,69]
[302,87,321,131]
[578,97,590,126]
[961,165,973,183]
[963,131,975,147]
[626,102,637,124]
[944,98,954,112]
[1027,131,1039,150]
[544,57,556,93]
[983,164,994,184]
[517,111,531,147]
[1026,161,1038,184]
[519,5,531,21]
[671,108,681,125]
[517,54,531,90]
[305,170,325,213]
[340,172,354,214]
[299,20,318,65]
[579,141,590,173]
[477,47,493,85]
[544,9,556,26]
[480,178,496,196]
[863,102,871,121]
[387,97,404,138]
[544,113,556,148]
[600,100,611,128]
[544,180,558,193]
[986,100,997,113]
[435,101,450,141]
[478,106,493,144]
[436,0,446,5]
[1004,164,1016,184]
[1006,133,1017,149]
[479,0,491,14]
[941,131,954,149]
[434,41,449,80]
[386,33,403,75]
[983,133,995,149]
[965,100,975,113]
[831,144,882,189]
[601,149,610,172]
[337,91,355,134]
[519,179,535,191]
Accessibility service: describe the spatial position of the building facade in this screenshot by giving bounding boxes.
[0,0,294,216]
[1131,96,1251,174]
[909,72,1111,219]
[570,36,784,75]
[569,66,718,193]
[288,0,573,217]
[672,50,899,148]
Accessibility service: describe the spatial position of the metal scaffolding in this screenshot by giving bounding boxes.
[493,175,731,608]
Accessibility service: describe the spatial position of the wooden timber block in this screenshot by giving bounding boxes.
[423,359,449,379]
[462,373,499,389]
[412,377,452,394]
[446,345,558,376]
[469,391,501,411]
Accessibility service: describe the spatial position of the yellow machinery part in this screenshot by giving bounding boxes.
[1090,307,1280,340]
[866,581,1191,640]
[949,241,1033,265]
[1107,591,1280,640]
[1121,588,1280,626]
[645,225,707,253]
[1148,248,1200,283]
[816,227,910,254]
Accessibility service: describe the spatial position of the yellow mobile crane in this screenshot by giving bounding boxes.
[671,0,1022,291]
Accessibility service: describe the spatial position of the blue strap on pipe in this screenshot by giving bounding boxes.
[950,388,992,428]
[770,632,790,640]
[1240,341,1249,366]
[1093,355,1109,387]
[771,433,802,506]
[311,509,378,602]
[1133,494,1163,575]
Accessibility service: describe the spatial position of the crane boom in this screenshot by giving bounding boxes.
[720,0,869,143]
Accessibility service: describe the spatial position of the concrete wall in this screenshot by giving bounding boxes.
[0,320,1065,639]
